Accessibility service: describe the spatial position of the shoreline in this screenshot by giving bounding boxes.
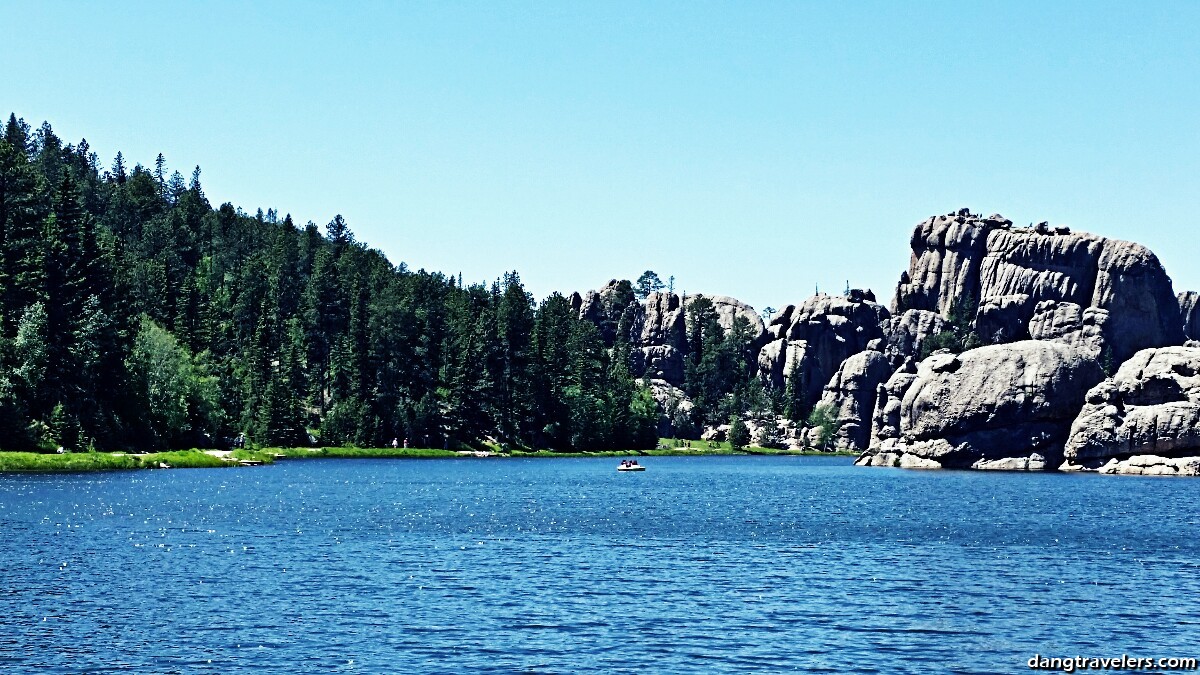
[0,445,857,474]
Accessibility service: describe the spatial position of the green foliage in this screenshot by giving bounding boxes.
[1101,346,1116,377]
[0,113,765,453]
[807,402,840,451]
[682,297,761,429]
[291,446,459,458]
[0,451,138,472]
[918,329,961,360]
[634,270,664,300]
[783,353,808,423]
[728,414,750,450]
[140,450,232,469]
[918,294,983,360]
[0,449,235,472]
[754,419,784,449]
[126,317,221,448]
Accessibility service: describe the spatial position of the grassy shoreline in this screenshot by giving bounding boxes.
[0,443,856,473]
[0,449,241,473]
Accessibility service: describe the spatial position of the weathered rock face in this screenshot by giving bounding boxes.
[571,279,639,345]
[1179,292,1200,340]
[1068,454,1200,476]
[893,209,1011,316]
[1026,301,1108,355]
[757,339,808,390]
[691,293,765,337]
[631,345,685,383]
[644,378,693,438]
[622,290,689,383]
[880,309,948,367]
[572,284,767,388]
[1063,347,1200,473]
[857,341,1105,469]
[758,293,890,406]
[635,291,686,347]
[813,350,893,450]
[869,359,919,447]
[893,209,1182,363]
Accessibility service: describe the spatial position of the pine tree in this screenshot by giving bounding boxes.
[634,270,664,300]
[728,414,750,450]
[531,293,575,448]
[0,138,48,330]
[34,122,63,189]
[4,114,31,153]
[493,272,535,444]
[154,153,166,197]
[783,353,808,422]
[110,152,127,184]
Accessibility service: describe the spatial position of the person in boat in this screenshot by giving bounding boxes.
[631,459,638,466]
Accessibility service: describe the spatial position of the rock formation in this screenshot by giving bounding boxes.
[1179,291,1200,341]
[1025,301,1108,355]
[812,350,892,450]
[856,341,1105,469]
[573,286,765,388]
[880,309,948,367]
[1062,346,1200,475]
[569,279,637,345]
[869,359,919,448]
[757,293,890,407]
[571,208,1196,473]
[627,291,687,383]
[693,293,766,338]
[893,209,1182,363]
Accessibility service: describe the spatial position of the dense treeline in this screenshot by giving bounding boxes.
[0,114,660,451]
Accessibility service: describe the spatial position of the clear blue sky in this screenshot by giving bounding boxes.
[4,1,1198,312]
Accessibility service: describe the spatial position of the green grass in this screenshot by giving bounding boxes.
[230,449,277,463]
[0,449,241,472]
[268,446,461,459]
[0,439,856,473]
[138,450,231,468]
[0,451,140,472]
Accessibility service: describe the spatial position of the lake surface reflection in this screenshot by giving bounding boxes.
[1,455,1198,673]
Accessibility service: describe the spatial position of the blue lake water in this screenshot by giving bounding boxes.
[0,455,1198,673]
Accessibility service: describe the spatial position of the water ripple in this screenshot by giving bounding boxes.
[0,456,1197,672]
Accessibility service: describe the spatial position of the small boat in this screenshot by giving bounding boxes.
[617,462,646,472]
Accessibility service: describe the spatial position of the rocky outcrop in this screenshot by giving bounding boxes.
[813,350,892,450]
[892,209,1011,316]
[857,341,1105,469]
[573,284,766,388]
[880,309,948,367]
[691,293,765,338]
[892,209,1182,363]
[869,359,919,447]
[635,291,686,347]
[644,379,694,438]
[1062,347,1200,474]
[625,291,688,383]
[758,293,890,407]
[757,338,808,390]
[629,345,685,383]
[568,209,1194,475]
[1179,292,1200,340]
[1070,455,1200,476]
[1026,301,1108,355]
[570,279,638,345]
